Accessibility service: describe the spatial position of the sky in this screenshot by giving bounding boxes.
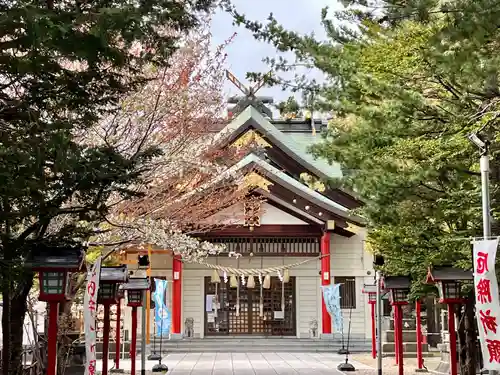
[210,0,344,106]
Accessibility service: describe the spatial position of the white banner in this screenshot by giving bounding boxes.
[84,257,102,375]
[474,238,500,369]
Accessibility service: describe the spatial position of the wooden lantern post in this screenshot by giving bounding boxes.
[384,276,411,375]
[98,266,128,375]
[121,277,150,375]
[362,284,378,359]
[426,266,473,375]
[27,246,85,375]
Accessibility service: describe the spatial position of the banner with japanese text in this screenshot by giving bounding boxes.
[321,284,343,332]
[473,238,500,370]
[153,278,171,336]
[84,257,101,375]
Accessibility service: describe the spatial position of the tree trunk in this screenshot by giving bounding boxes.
[425,296,438,348]
[459,293,477,375]
[2,272,33,375]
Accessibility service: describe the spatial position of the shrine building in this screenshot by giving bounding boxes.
[121,88,374,342]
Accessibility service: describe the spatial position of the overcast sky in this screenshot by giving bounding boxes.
[210,0,343,105]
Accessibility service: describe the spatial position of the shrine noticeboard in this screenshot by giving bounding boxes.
[473,238,500,370]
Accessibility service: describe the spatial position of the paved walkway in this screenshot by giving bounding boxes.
[100,352,374,374]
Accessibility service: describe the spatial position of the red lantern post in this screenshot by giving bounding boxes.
[384,276,411,375]
[362,284,377,359]
[415,300,424,370]
[27,246,85,375]
[426,267,473,375]
[121,277,150,375]
[98,266,128,375]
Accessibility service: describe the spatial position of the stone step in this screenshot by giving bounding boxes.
[382,342,429,353]
[145,339,371,346]
[382,352,439,359]
[140,338,372,353]
[383,330,418,343]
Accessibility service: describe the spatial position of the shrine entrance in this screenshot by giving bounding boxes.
[204,276,296,336]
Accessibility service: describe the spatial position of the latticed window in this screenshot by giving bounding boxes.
[334,276,356,309]
[42,272,65,294]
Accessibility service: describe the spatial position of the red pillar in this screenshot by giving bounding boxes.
[321,232,332,334]
[416,300,424,370]
[115,300,121,370]
[172,255,182,335]
[47,301,59,375]
[102,303,111,375]
[130,307,137,375]
[394,305,399,364]
[448,303,458,375]
[370,301,376,359]
[397,305,404,375]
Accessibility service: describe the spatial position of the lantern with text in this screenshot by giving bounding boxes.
[26,245,85,375]
[362,283,378,359]
[426,266,472,375]
[98,266,128,375]
[120,277,150,375]
[384,276,410,375]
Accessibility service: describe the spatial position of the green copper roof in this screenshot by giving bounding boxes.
[280,132,342,179]
[216,106,342,179]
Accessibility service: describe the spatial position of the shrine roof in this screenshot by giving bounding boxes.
[215,107,342,180]
[222,153,364,226]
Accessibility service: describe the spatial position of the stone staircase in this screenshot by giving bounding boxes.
[382,318,431,358]
[142,337,372,354]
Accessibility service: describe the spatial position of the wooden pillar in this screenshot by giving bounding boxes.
[416,300,424,369]
[448,303,458,375]
[370,301,376,359]
[115,300,121,370]
[102,303,111,375]
[397,305,404,375]
[172,255,182,335]
[394,305,399,364]
[321,232,332,334]
[130,307,138,375]
[47,301,59,375]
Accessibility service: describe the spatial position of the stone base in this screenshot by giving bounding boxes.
[320,333,334,340]
[170,333,183,340]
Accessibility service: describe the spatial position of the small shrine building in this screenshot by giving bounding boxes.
[121,101,374,341]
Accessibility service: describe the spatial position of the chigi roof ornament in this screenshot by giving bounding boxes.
[225,70,273,118]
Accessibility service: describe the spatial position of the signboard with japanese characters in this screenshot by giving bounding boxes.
[473,238,500,370]
[84,257,102,375]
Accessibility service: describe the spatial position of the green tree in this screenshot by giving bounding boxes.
[227,0,500,372]
[0,1,221,373]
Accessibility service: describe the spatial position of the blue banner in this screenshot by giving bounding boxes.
[321,284,343,332]
[153,279,170,336]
